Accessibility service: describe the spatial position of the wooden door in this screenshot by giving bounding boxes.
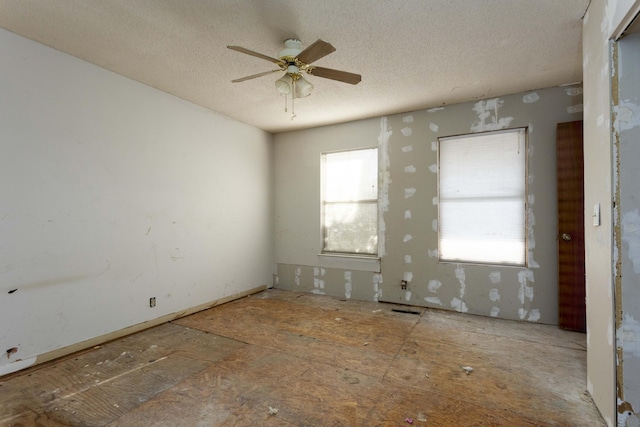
[557,120,586,332]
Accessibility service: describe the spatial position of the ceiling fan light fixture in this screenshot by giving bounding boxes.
[275,74,293,95]
[295,76,314,98]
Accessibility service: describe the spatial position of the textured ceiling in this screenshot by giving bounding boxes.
[0,0,590,133]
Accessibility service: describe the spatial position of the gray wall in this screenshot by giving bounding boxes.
[582,0,640,424]
[275,86,582,324]
[615,30,640,427]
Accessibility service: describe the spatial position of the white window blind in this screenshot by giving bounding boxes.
[438,128,527,265]
[322,148,378,255]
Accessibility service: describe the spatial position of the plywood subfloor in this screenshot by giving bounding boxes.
[0,289,604,426]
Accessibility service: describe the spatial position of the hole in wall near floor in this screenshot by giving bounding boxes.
[391,309,421,315]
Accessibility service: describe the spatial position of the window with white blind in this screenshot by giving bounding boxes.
[322,148,378,256]
[438,128,527,266]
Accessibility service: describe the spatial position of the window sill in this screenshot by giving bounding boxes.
[317,253,381,273]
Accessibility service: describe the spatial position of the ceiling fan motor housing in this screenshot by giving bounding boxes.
[278,38,303,61]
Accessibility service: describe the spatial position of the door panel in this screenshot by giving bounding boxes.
[557,120,586,332]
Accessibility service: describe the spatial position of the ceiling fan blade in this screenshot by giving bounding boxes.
[227,45,283,65]
[232,69,282,83]
[307,66,361,85]
[296,39,336,64]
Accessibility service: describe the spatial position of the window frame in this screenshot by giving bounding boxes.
[437,127,529,267]
[320,147,379,257]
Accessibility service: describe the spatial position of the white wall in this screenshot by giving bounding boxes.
[0,29,274,376]
[582,2,616,424]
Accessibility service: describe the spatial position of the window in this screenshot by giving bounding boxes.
[322,148,378,256]
[438,128,527,265]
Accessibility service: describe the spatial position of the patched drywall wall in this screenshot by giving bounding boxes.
[0,29,274,376]
[582,0,640,425]
[274,86,582,325]
[615,29,640,427]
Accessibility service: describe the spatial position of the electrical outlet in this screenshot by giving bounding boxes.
[149,297,156,308]
[401,280,408,290]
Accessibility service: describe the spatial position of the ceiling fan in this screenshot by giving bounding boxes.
[227,39,361,117]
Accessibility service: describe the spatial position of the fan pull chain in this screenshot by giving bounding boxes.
[291,79,296,120]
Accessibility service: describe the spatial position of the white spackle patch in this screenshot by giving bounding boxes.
[615,101,640,131]
[345,280,352,299]
[527,309,541,322]
[450,297,468,313]
[567,104,583,114]
[617,313,640,358]
[622,209,640,273]
[404,188,416,198]
[432,197,438,206]
[455,266,466,298]
[313,277,326,295]
[403,115,414,123]
[527,202,540,268]
[404,255,412,264]
[428,249,438,258]
[517,270,535,304]
[490,306,500,317]
[489,288,500,302]
[425,296,442,306]
[522,92,540,103]
[518,308,527,320]
[471,98,514,132]
[431,140,437,151]
[403,272,413,282]
[403,234,413,243]
[344,271,351,280]
[404,210,412,219]
[373,273,383,302]
[295,267,301,286]
[428,164,437,173]
[432,219,438,232]
[404,165,416,173]
[379,117,392,257]
[320,268,325,276]
[489,271,501,284]
[429,123,439,132]
[314,267,320,276]
[402,145,413,153]
[565,87,583,96]
[428,280,442,293]
[427,107,444,113]
[405,291,412,301]
[401,127,413,136]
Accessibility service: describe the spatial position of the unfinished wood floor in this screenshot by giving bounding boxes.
[1,289,604,426]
